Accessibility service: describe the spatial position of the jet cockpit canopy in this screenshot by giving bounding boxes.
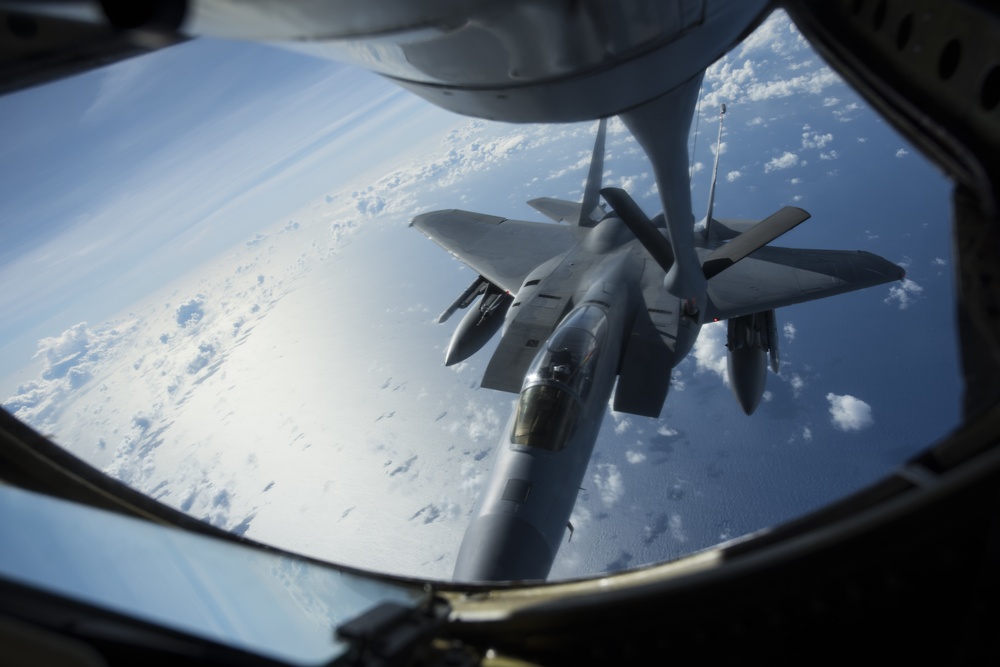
[511,305,608,451]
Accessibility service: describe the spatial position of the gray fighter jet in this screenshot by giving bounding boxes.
[412,103,904,583]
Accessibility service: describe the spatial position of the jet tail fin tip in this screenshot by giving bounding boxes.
[579,118,608,227]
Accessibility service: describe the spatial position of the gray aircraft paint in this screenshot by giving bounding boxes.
[413,114,904,581]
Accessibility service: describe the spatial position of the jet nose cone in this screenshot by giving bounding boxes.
[453,512,555,583]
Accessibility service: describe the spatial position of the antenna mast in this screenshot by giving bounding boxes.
[704,103,726,239]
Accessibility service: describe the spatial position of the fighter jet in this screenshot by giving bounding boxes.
[412,107,905,583]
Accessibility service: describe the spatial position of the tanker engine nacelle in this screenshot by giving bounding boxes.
[726,310,780,415]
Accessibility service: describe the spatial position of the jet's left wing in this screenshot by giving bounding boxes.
[704,246,905,320]
[411,209,579,293]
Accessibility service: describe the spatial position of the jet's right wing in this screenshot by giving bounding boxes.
[704,246,905,320]
[411,209,579,293]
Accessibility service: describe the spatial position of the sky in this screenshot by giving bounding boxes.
[0,38,462,381]
[0,10,963,582]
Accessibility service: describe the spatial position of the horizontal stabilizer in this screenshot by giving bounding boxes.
[702,206,810,279]
[706,246,906,321]
[706,217,761,242]
[527,198,583,224]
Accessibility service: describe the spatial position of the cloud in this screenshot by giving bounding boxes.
[884,278,923,309]
[670,370,686,392]
[187,341,217,374]
[617,173,648,192]
[692,321,728,383]
[546,154,593,181]
[933,258,947,266]
[592,463,624,507]
[765,152,799,172]
[788,373,805,398]
[745,69,841,102]
[463,402,501,442]
[704,11,826,106]
[4,321,133,427]
[175,295,206,327]
[625,450,646,464]
[459,461,484,496]
[834,102,862,121]
[669,514,687,543]
[895,148,909,158]
[703,59,756,107]
[353,190,386,217]
[735,10,807,59]
[703,23,840,110]
[802,132,833,149]
[826,393,874,431]
[726,170,742,182]
[783,322,797,341]
[34,322,91,375]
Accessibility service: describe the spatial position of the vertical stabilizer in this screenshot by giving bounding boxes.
[704,104,726,240]
[579,118,607,227]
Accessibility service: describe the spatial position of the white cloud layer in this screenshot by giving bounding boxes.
[802,132,833,149]
[692,321,729,383]
[625,450,646,464]
[789,373,805,398]
[826,393,874,431]
[885,278,923,309]
[5,321,135,426]
[702,11,841,110]
[765,152,799,172]
[593,463,624,507]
